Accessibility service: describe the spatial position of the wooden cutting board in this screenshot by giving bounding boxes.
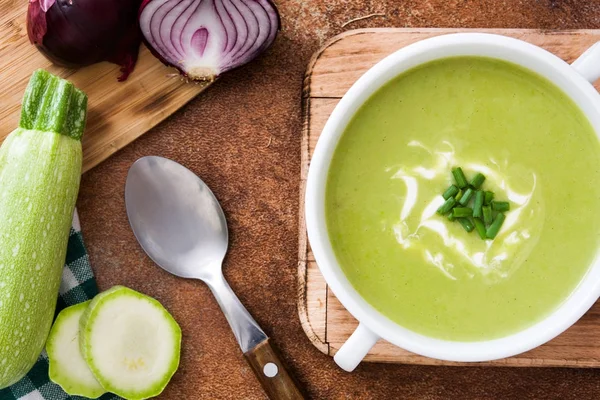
[0,0,210,173]
[299,28,600,367]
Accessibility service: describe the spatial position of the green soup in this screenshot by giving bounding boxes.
[326,56,600,341]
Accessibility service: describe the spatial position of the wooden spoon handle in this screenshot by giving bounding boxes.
[244,339,304,400]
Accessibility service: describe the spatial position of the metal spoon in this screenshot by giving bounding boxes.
[125,156,303,400]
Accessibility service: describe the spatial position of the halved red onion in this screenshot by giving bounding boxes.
[139,0,280,81]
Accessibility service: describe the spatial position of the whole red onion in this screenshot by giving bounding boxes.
[27,0,143,81]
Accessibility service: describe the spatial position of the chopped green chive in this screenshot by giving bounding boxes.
[452,167,468,188]
[482,205,493,225]
[459,188,474,206]
[470,173,486,189]
[458,218,474,232]
[474,218,487,240]
[452,207,473,218]
[484,191,494,205]
[437,197,456,215]
[438,168,509,241]
[472,190,484,218]
[442,185,459,200]
[486,213,506,239]
[455,189,463,202]
[491,201,510,212]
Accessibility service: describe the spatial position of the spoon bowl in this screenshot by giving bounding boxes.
[125,156,227,279]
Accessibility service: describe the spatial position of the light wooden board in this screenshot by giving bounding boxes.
[0,0,210,172]
[299,28,600,367]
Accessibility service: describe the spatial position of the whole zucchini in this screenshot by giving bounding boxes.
[0,70,87,388]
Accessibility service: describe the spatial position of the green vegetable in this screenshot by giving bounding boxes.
[483,205,493,225]
[452,207,473,218]
[470,173,486,188]
[0,70,86,388]
[484,191,494,205]
[80,286,182,400]
[46,302,106,398]
[492,201,510,212]
[472,190,484,218]
[459,187,474,206]
[455,189,463,202]
[452,167,468,188]
[439,168,512,241]
[442,185,459,200]
[437,197,456,215]
[486,213,506,239]
[457,218,474,232]
[473,218,487,240]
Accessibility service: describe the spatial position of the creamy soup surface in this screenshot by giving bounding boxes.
[326,56,600,341]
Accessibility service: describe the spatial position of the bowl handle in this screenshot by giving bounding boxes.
[572,42,600,83]
[333,323,379,372]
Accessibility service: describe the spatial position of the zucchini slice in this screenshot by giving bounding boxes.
[46,302,106,398]
[79,286,181,400]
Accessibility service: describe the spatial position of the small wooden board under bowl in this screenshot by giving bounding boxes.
[0,0,211,173]
[299,28,600,367]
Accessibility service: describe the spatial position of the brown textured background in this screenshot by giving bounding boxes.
[78,1,600,399]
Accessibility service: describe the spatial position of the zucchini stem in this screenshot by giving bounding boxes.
[19,70,88,141]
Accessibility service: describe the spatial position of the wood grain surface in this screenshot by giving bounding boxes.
[299,28,600,367]
[0,0,210,173]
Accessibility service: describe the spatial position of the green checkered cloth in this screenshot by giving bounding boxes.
[0,212,120,400]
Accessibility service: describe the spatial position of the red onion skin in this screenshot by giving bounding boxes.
[138,0,198,78]
[27,0,143,81]
[138,0,181,75]
[138,0,280,81]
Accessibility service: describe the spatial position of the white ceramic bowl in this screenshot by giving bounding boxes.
[305,33,600,372]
